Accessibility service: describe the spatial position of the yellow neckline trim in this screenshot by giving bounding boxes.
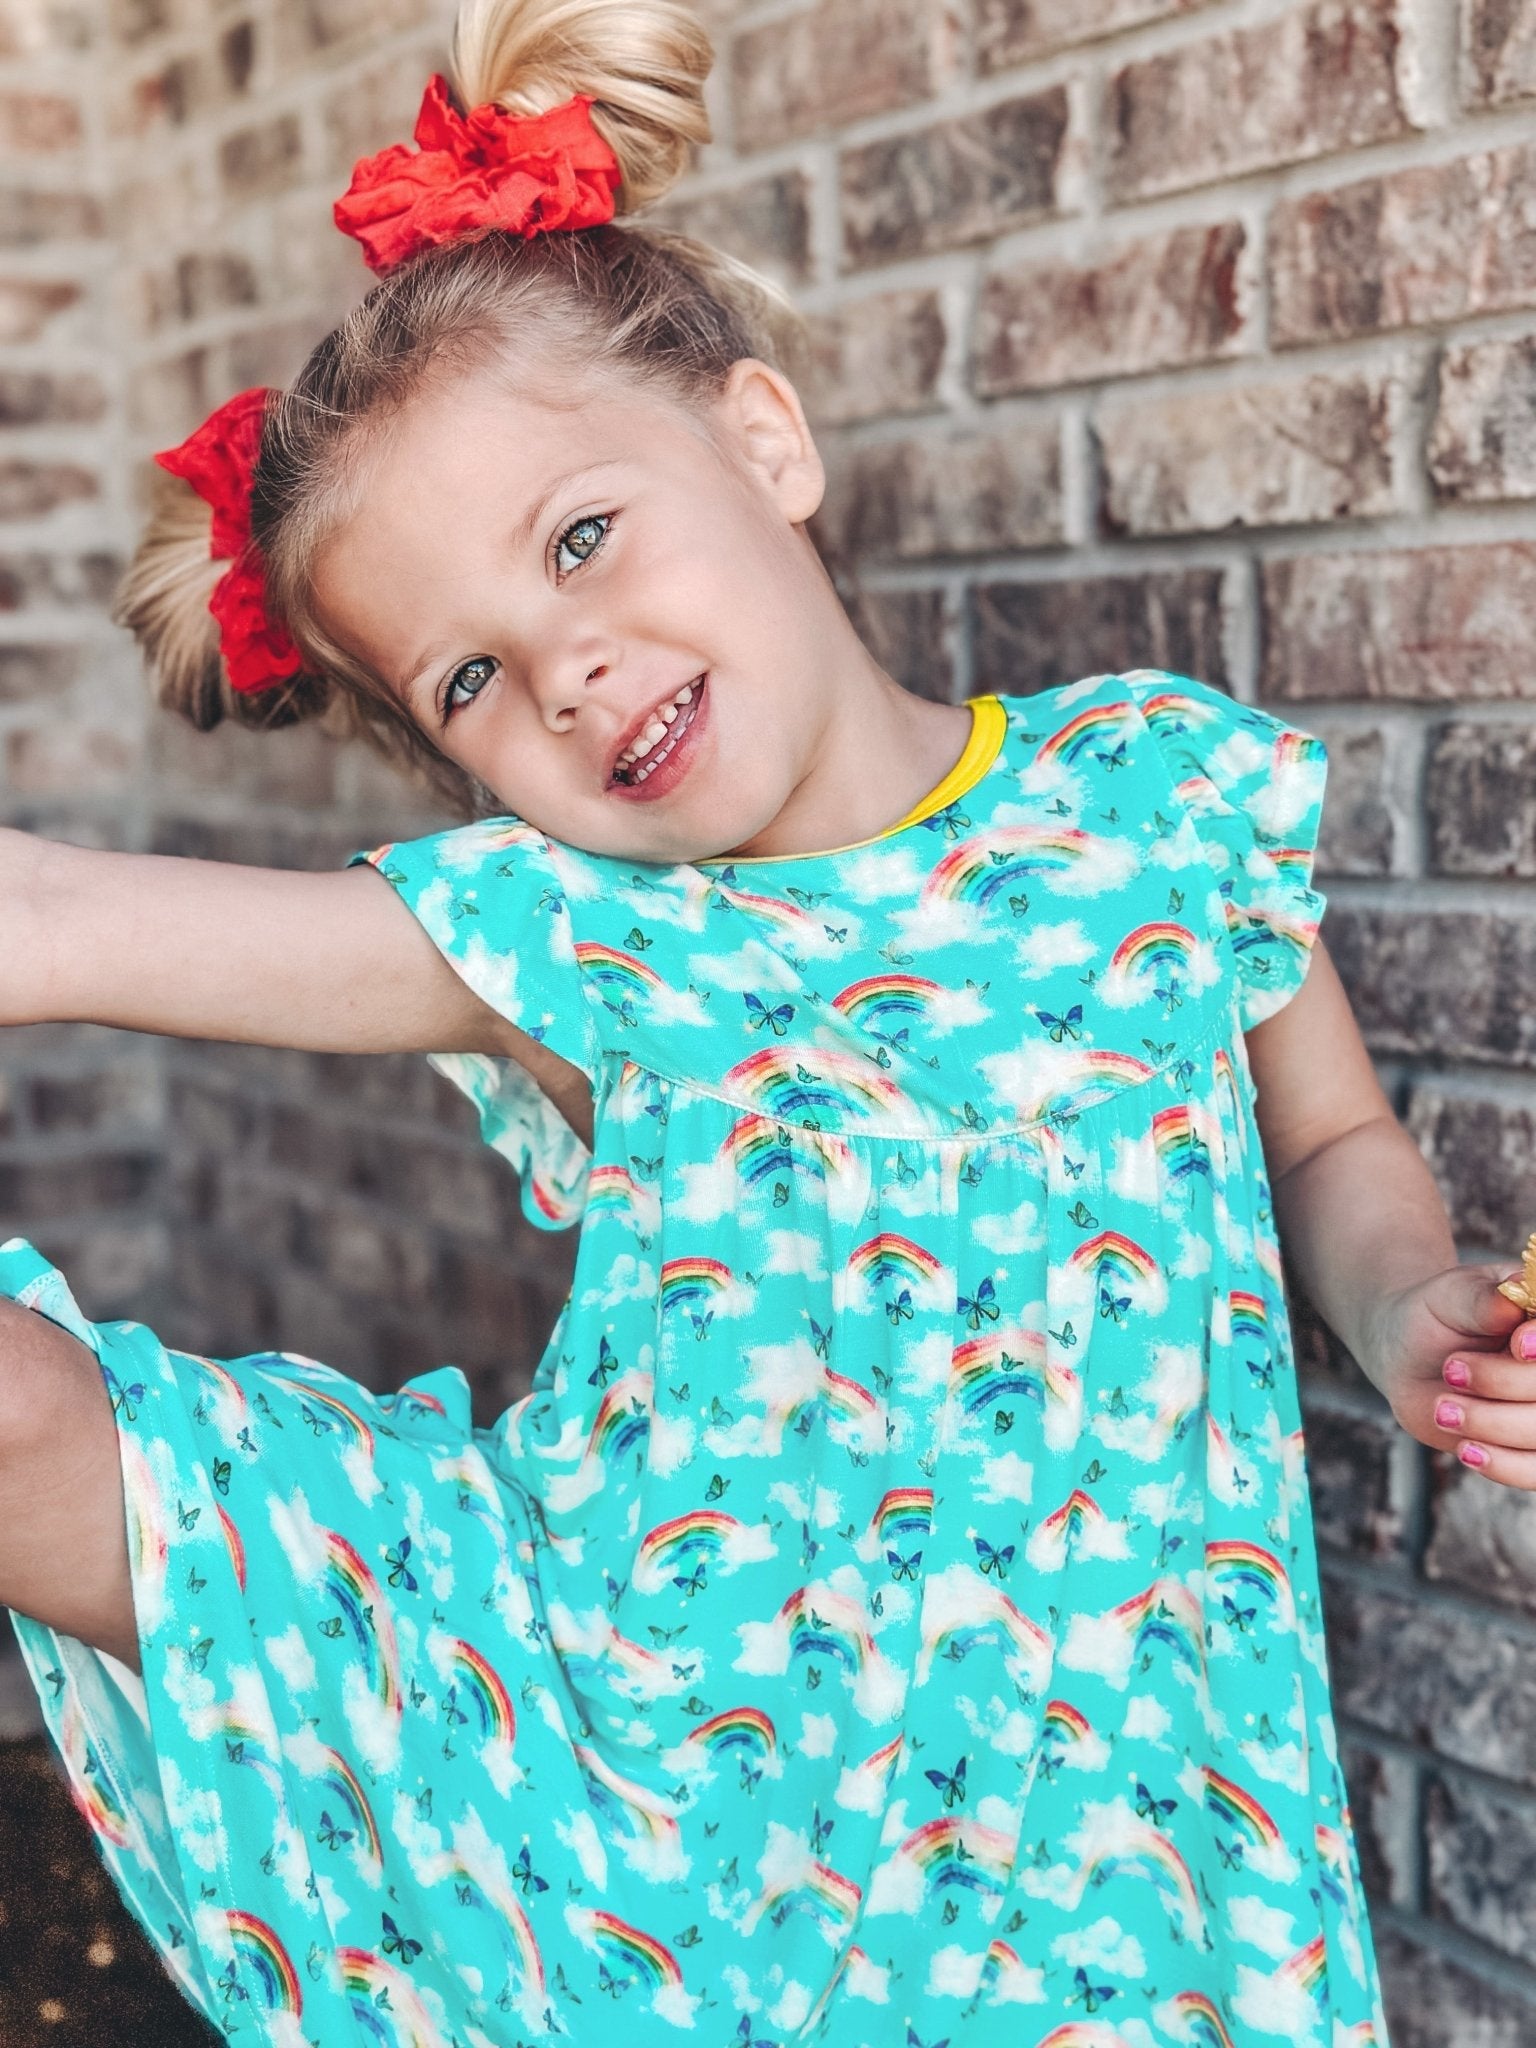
[708,696,1006,866]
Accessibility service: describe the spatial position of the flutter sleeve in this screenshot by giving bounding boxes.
[351,818,598,1230]
[1124,671,1329,1031]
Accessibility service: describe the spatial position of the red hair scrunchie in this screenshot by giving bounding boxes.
[333,78,622,276]
[155,388,304,699]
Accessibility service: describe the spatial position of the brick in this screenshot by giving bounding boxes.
[223,21,256,92]
[840,88,1067,270]
[1329,906,1536,1068]
[1427,1462,1536,1618]
[1341,1740,1418,1906]
[0,91,81,153]
[732,0,952,151]
[110,0,176,40]
[0,644,79,701]
[1430,336,1536,505]
[1305,1397,1413,1560]
[277,0,431,59]
[1462,0,1536,107]
[1427,720,1536,876]
[0,370,106,428]
[322,46,449,181]
[1106,0,1413,205]
[0,279,79,344]
[1271,142,1536,347]
[149,710,339,808]
[4,726,137,796]
[1325,1569,1536,1783]
[843,586,954,701]
[818,419,1062,563]
[0,459,98,520]
[143,250,260,331]
[1307,722,1398,875]
[975,221,1250,396]
[0,189,100,246]
[1376,1927,1536,2048]
[649,171,815,289]
[1098,372,1395,538]
[0,1151,156,1218]
[970,568,1228,698]
[977,0,1219,72]
[219,113,303,199]
[1406,1086,1535,1252]
[24,1066,158,1137]
[1426,1773,1536,1963]
[804,289,946,426]
[1261,543,1536,702]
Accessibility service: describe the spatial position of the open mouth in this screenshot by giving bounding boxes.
[610,676,706,791]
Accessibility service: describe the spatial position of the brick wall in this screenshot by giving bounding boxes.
[2,0,1536,2039]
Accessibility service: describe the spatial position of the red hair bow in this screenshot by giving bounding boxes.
[333,78,622,276]
[155,388,304,698]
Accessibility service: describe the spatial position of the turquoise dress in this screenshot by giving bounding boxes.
[4,672,1388,2048]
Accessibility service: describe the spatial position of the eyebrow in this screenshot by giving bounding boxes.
[392,458,627,699]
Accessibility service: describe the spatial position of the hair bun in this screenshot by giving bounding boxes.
[450,0,713,213]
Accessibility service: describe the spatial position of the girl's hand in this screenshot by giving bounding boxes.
[1364,1264,1533,1486]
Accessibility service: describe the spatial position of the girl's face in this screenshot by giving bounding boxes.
[314,358,869,862]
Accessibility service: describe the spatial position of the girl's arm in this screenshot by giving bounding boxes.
[0,827,593,1139]
[1250,942,1528,1478]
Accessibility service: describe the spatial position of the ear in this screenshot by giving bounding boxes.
[714,358,825,524]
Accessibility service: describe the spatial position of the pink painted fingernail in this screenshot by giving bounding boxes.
[1444,1359,1472,1389]
[1459,1442,1490,1469]
[1519,1327,1536,1360]
[1435,1399,1464,1430]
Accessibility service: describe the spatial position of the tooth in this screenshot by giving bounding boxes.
[677,684,694,704]
[662,704,678,724]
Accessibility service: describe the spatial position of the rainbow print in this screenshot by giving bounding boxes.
[207,1706,285,1804]
[711,884,821,939]
[1206,1540,1292,1621]
[270,1377,375,1456]
[61,1702,132,1850]
[1033,2029,1138,2048]
[950,1329,1081,1450]
[1040,1698,1094,1762]
[724,1045,906,1127]
[1112,1580,1205,1677]
[1000,1047,1155,1125]
[918,1565,1053,1685]
[681,1706,777,1762]
[1073,1820,1203,1939]
[636,1509,746,1584]
[576,1745,684,1871]
[121,1439,168,1596]
[224,1911,302,2015]
[216,1503,247,1593]
[866,1487,934,1550]
[338,1949,442,2048]
[572,941,666,1003]
[584,1378,653,1466]
[847,1231,945,1292]
[748,1855,862,1940]
[720,1114,853,1188]
[1279,1933,1328,1995]
[441,1637,517,1747]
[585,1163,658,1229]
[923,826,1102,907]
[836,1734,904,1812]
[1167,1991,1236,2048]
[976,1939,1043,2007]
[315,1747,382,1869]
[1029,1489,1111,1570]
[883,1816,1014,1903]
[1152,1104,1213,1186]
[1140,689,1222,743]
[186,1353,250,1423]
[1107,920,1199,997]
[1314,1823,1352,1906]
[659,1256,734,1317]
[320,1529,401,1722]
[780,1586,878,1675]
[831,973,941,1035]
[1068,1229,1160,1300]
[1203,1767,1280,1853]
[1228,1289,1269,1348]
[568,1909,688,2003]
[1034,698,1133,765]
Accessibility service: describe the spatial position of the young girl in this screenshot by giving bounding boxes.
[0,1,1530,2041]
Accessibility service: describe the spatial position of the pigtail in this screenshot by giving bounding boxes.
[450,0,712,213]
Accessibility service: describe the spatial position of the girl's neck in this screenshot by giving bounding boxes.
[722,634,974,862]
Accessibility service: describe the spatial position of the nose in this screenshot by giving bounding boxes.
[527,632,619,733]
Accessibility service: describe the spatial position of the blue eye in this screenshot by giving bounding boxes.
[443,654,497,720]
[555,513,609,577]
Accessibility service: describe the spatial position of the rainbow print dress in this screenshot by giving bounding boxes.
[5,672,1389,2046]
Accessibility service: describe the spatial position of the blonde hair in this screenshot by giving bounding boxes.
[115,0,802,802]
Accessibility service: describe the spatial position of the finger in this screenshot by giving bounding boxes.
[1507,1318,1536,1363]
[1443,1350,1536,1401]
[1449,1440,1536,1492]
[1433,1393,1536,1453]
[1434,1262,1530,1341]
